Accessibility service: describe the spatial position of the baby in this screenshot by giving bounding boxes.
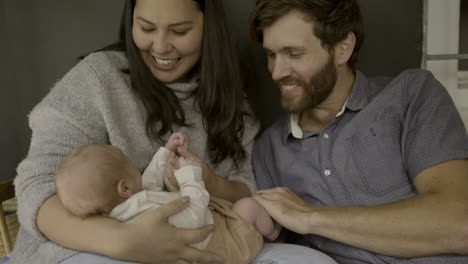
[55,132,281,263]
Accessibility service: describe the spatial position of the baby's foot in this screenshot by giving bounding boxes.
[265,222,282,241]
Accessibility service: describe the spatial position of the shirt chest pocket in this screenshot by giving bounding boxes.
[345,119,411,196]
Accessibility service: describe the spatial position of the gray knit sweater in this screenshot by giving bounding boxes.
[11,51,259,264]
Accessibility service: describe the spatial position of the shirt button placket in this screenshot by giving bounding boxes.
[322,133,331,177]
[320,130,338,202]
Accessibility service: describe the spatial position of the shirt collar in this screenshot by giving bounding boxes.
[346,70,370,111]
[289,100,348,139]
[290,114,303,138]
[286,70,370,139]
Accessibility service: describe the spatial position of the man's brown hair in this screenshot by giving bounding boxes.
[249,0,364,68]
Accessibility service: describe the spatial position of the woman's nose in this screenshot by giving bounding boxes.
[152,33,172,55]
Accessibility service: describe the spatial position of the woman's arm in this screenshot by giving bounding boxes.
[37,195,124,256]
[37,195,223,263]
[15,54,223,263]
[177,146,251,202]
[176,115,260,202]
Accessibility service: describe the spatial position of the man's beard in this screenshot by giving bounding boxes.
[277,55,337,114]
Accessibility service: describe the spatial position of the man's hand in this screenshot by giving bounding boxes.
[253,187,318,235]
[119,198,224,264]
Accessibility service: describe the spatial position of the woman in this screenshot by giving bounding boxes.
[10,0,338,263]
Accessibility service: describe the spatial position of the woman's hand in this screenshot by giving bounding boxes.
[117,197,224,264]
[37,193,223,264]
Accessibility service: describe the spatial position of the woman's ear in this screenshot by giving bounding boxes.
[334,32,356,66]
[117,179,132,199]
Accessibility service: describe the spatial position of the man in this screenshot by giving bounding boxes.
[249,0,468,263]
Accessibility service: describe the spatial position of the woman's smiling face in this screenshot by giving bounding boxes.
[132,0,204,83]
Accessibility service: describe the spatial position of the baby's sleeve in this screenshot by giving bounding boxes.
[174,166,211,227]
[142,147,171,190]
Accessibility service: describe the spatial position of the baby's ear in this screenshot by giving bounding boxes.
[117,179,132,199]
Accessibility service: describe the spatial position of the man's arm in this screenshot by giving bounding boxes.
[254,159,468,258]
[177,146,251,202]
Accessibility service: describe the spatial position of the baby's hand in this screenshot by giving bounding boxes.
[165,132,188,152]
[178,157,201,168]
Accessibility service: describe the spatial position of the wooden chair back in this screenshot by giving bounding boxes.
[0,179,15,254]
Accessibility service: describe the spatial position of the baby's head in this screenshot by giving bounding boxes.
[56,144,142,218]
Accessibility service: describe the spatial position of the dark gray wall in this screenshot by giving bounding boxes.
[1,1,38,183]
[0,0,422,182]
[0,0,123,181]
[357,0,422,75]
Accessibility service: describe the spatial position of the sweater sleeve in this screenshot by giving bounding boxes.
[14,55,109,239]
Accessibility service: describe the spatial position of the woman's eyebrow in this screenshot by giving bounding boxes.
[168,21,193,27]
[136,16,193,27]
[136,16,155,25]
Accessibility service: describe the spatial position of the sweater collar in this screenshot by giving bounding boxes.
[165,74,199,99]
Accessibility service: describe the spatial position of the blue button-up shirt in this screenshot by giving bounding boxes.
[253,69,468,264]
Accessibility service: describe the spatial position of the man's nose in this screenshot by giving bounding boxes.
[270,57,291,81]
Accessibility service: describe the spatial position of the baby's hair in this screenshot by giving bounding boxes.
[56,144,130,217]
[57,144,127,176]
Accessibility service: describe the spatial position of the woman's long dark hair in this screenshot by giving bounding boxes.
[103,0,249,166]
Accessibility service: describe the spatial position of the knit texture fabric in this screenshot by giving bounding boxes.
[11,51,259,264]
